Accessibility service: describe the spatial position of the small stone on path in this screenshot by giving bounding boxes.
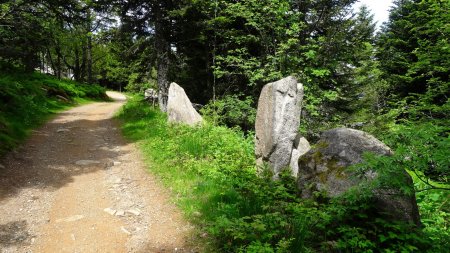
[113,161,122,166]
[116,210,125,216]
[104,207,116,216]
[121,226,131,235]
[57,128,70,133]
[126,208,141,216]
[56,215,84,223]
[0,164,5,169]
[75,160,100,166]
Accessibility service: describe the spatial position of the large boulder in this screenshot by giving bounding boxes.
[167,82,203,126]
[297,128,421,225]
[255,76,304,178]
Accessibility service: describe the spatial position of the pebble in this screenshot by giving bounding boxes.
[0,164,5,169]
[56,215,84,223]
[104,207,116,216]
[126,208,141,216]
[113,161,122,166]
[116,210,125,216]
[121,226,131,235]
[75,160,100,166]
[56,128,70,133]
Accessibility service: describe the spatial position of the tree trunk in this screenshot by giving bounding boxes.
[86,9,93,84]
[74,47,81,81]
[155,4,171,112]
[56,51,62,79]
[46,47,56,76]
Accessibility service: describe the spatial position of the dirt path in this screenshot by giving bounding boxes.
[0,92,195,253]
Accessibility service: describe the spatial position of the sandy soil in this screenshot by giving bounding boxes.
[0,92,195,253]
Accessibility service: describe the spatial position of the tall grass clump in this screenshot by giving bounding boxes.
[0,68,108,156]
[118,96,443,252]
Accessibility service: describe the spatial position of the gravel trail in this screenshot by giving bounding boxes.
[0,92,194,253]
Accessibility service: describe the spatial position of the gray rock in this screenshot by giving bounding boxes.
[289,136,311,178]
[167,82,203,126]
[57,128,70,133]
[255,76,304,177]
[144,88,158,106]
[75,160,100,166]
[126,208,141,216]
[192,103,203,111]
[297,127,421,225]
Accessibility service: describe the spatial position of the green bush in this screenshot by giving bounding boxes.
[201,94,256,132]
[118,96,443,252]
[0,69,108,156]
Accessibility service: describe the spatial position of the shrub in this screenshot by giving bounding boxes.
[0,69,107,155]
[201,94,256,132]
[118,96,443,252]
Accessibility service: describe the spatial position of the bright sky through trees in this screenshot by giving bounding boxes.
[353,0,394,26]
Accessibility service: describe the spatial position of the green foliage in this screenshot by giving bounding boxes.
[118,97,440,252]
[201,94,256,131]
[415,182,450,252]
[0,68,107,156]
[377,0,449,108]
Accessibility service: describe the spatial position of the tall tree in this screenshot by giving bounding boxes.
[377,0,449,116]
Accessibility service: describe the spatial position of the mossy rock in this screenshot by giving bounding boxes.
[297,127,421,226]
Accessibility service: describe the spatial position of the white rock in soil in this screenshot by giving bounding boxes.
[113,161,122,166]
[116,210,125,216]
[75,160,100,166]
[121,226,131,235]
[126,208,141,216]
[103,207,116,216]
[56,128,70,133]
[56,215,84,223]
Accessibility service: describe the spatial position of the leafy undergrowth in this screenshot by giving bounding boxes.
[117,96,447,252]
[0,69,108,156]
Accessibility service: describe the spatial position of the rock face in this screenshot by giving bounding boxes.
[289,135,311,178]
[255,76,304,177]
[297,127,421,225]
[167,82,203,126]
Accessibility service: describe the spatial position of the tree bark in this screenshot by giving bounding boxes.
[154,3,171,112]
[46,47,56,76]
[86,9,93,84]
[74,47,81,81]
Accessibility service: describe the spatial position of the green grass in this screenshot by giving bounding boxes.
[117,95,448,252]
[0,70,108,156]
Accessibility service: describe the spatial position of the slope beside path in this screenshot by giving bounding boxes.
[0,92,194,253]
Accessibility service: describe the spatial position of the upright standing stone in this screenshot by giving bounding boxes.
[255,76,304,178]
[167,82,203,126]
